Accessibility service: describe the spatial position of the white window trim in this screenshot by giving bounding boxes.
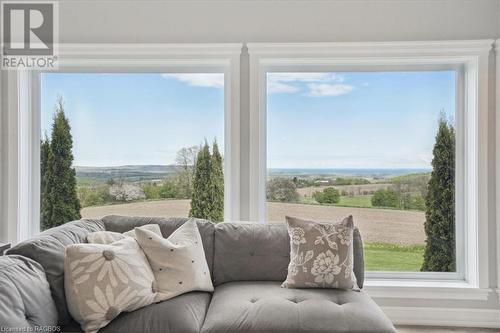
[496,39,500,302]
[2,43,242,243]
[247,40,494,294]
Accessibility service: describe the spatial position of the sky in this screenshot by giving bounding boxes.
[41,73,225,166]
[267,71,455,169]
[42,70,455,169]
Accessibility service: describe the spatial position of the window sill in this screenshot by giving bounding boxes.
[364,279,492,301]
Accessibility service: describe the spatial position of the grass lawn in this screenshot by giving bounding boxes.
[364,242,425,271]
[335,195,373,208]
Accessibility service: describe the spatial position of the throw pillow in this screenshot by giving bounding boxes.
[87,224,162,244]
[65,237,157,333]
[86,231,124,245]
[282,215,358,290]
[135,219,214,302]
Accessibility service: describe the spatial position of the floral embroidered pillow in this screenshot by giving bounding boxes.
[65,237,157,333]
[282,215,358,290]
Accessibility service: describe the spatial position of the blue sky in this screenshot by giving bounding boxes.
[42,71,455,168]
[267,71,455,169]
[41,73,225,166]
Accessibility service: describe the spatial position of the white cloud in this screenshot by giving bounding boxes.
[266,72,349,95]
[161,73,224,88]
[267,81,300,94]
[307,83,355,97]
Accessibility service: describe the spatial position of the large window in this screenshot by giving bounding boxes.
[266,71,456,273]
[4,42,493,293]
[40,72,225,229]
[248,40,493,287]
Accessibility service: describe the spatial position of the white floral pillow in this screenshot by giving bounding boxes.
[65,237,157,333]
[282,215,358,290]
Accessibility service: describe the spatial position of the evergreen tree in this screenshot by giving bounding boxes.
[43,97,81,229]
[189,141,212,219]
[421,115,455,272]
[40,134,52,230]
[209,140,224,222]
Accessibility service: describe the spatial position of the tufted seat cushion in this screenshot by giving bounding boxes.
[0,255,58,330]
[201,281,396,333]
[61,291,212,333]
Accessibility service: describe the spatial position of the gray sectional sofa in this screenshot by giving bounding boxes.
[2,215,396,333]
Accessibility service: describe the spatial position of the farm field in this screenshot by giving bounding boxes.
[82,199,425,244]
[336,195,373,208]
[297,183,390,198]
[82,199,426,271]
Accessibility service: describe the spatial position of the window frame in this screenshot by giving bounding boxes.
[247,40,493,287]
[3,43,242,242]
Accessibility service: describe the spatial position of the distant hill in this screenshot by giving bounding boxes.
[75,165,182,184]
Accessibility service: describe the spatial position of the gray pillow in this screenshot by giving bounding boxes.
[282,215,359,290]
[0,255,58,329]
[6,219,106,324]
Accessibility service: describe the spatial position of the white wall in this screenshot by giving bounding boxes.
[1,0,499,326]
[58,0,499,43]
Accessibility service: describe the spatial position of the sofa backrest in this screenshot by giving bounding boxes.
[101,215,216,271]
[6,219,105,325]
[6,215,365,326]
[212,222,365,288]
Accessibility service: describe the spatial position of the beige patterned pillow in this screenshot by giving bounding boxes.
[134,219,214,302]
[282,215,358,290]
[65,237,157,333]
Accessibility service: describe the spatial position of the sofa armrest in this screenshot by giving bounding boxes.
[353,227,365,288]
[0,255,58,330]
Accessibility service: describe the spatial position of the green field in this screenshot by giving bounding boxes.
[300,195,373,208]
[364,242,425,271]
[335,195,373,208]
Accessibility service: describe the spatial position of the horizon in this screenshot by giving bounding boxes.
[75,164,431,170]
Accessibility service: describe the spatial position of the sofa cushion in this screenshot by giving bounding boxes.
[60,292,211,333]
[213,222,365,288]
[201,281,395,333]
[7,219,105,325]
[101,215,215,272]
[101,291,211,333]
[0,255,58,330]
